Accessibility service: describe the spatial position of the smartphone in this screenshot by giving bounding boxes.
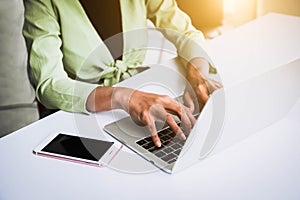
[33,132,122,167]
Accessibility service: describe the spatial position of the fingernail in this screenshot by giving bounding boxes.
[190,106,194,113]
[180,132,186,140]
[155,140,161,147]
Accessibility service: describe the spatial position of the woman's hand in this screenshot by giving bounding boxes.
[184,57,223,113]
[86,86,196,147]
[126,90,196,147]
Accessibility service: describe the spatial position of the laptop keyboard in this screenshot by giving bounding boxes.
[136,122,188,164]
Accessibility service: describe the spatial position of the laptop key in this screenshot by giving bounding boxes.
[158,128,171,136]
[142,142,155,150]
[161,153,177,163]
[174,149,182,156]
[160,135,169,141]
[166,140,176,147]
[148,146,157,153]
[136,139,148,146]
[162,139,172,146]
[171,143,181,150]
[148,145,163,153]
[144,137,153,143]
[163,147,173,154]
[168,158,177,164]
[155,151,166,158]
[172,137,181,143]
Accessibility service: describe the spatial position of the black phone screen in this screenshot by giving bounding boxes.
[41,133,114,161]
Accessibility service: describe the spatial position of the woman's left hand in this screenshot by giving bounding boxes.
[183,57,223,113]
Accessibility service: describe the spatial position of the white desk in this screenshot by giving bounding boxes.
[1,13,300,200]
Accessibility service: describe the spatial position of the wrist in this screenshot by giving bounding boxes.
[86,86,132,112]
[111,87,134,112]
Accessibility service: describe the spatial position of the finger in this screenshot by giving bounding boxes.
[211,78,223,87]
[183,90,195,113]
[209,79,223,89]
[197,84,209,103]
[180,108,193,135]
[206,80,219,94]
[214,81,223,89]
[207,79,224,93]
[142,113,162,147]
[162,98,185,118]
[163,98,195,131]
[166,114,186,140]
[185,106,196,127]
[149,122,161,147]
[149,122,162,147]
[151,133,161,148]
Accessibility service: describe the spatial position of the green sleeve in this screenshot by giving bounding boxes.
[146,0,216,70]
[23,0,98,114]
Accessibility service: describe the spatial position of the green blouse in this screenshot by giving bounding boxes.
[23,0,212,114]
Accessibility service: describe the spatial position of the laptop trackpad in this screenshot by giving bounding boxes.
[114,116,150,139]
[113,116,167,139]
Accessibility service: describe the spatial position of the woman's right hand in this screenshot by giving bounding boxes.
[125,89,196,147]
[87,86,196,147]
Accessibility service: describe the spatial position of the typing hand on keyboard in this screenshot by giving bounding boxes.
[127,90,196,147]
[136,122,189,164]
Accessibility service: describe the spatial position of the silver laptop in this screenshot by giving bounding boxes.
[104,65,226,174]
[104,59,300,174]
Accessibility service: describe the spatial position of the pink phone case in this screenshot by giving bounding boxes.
[34,144,123,167]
